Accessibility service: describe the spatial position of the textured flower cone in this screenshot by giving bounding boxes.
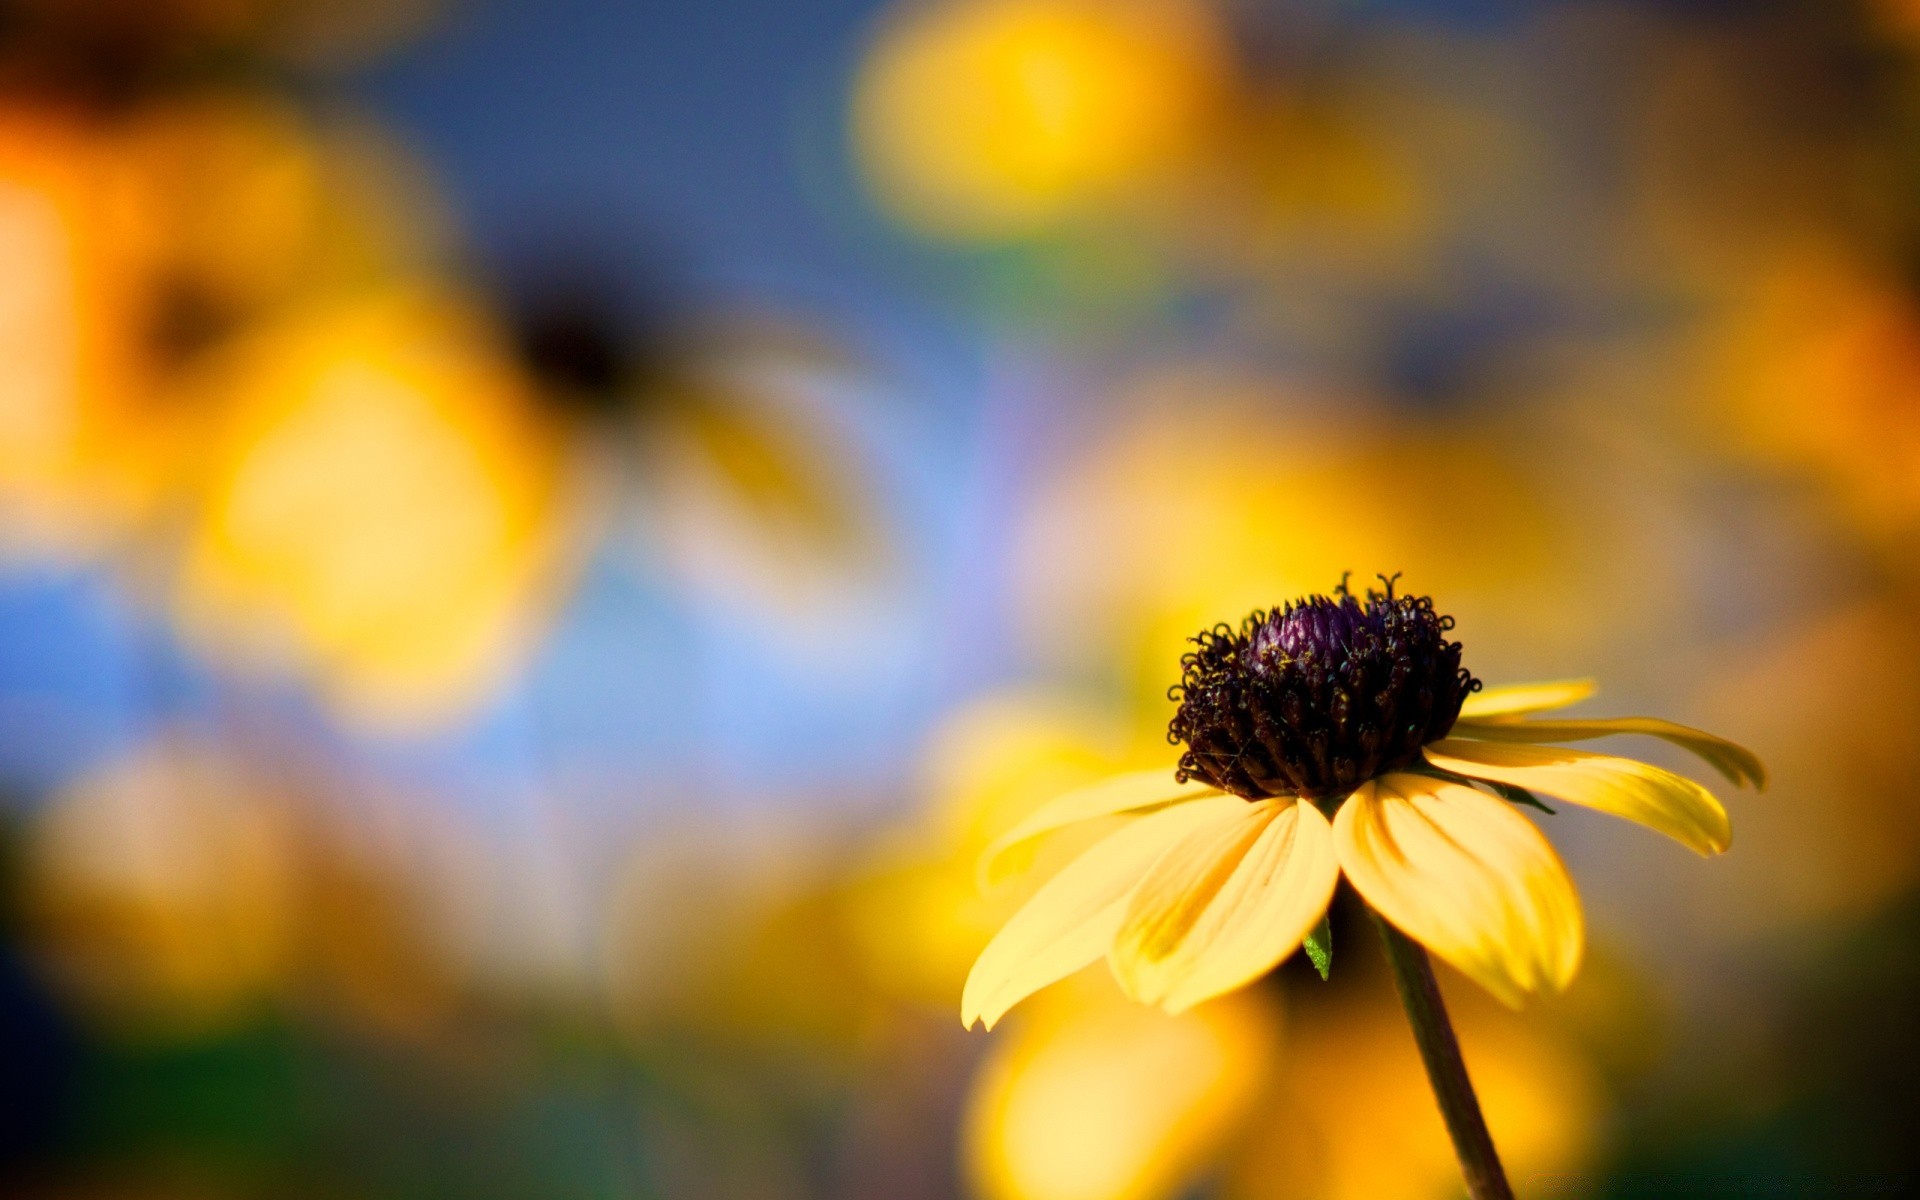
[962,580,1764,1029]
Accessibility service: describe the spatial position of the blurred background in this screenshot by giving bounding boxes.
[1,0,1917,1196]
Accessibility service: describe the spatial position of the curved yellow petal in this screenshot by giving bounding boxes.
[978,767,1222,888]
[1109,799,1339,1014]
[962,795,1245,1030]
[1334,775,1583,1007]
[1447,716,1766,790]
[1458,679,1596,723]
[1426,738,1733,856]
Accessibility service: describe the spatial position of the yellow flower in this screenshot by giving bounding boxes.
[852,0,1227,240]
[962,579,1764,1028]
[173,283,577,728]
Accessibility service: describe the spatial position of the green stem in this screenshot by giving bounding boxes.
[1369,908,1515,1200]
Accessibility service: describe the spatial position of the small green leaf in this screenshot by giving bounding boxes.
[1303,914,1333,981]
[1481,779,1556,815]
[1407,761,1556,815]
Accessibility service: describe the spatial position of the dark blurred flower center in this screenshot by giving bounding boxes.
[1168,578,1479,800]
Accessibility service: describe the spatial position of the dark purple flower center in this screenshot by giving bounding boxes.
[1168,577,1479,800]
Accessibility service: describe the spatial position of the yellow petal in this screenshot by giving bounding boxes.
[1447,716,1766,790]
[962,795,1246,1030]
[1109,798,1338,1014]
[1334,775,1583,1007]
[1426,738,1733,856]
[977,767,1223,888]
[1457,679,1596,722]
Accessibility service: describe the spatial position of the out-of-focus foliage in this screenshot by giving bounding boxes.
[1,0,442,74]
[21,735,474,1036]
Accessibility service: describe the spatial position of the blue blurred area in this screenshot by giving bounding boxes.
[357,0,889,297]
[348,0,1029,815]
[0,566,180,800]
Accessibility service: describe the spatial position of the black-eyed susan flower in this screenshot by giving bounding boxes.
[963,576,1765,1028]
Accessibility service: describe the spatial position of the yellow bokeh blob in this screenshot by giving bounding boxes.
[117,91,438,338]
[853,0,1228,240]
[174,283,576,728]
[0,96,438,560]
[1229,994,1600,1200]
[24,740,301,1032]
[629,326,891,623]
[965,978,1276,1200]
[1695,596,1920,931]
[1703,249,1920,541]
[1009,370,1567,705]
[25,736,478,1037]
[0,108,167,554]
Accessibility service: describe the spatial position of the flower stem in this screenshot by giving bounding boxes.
[1369,908,1515,1200]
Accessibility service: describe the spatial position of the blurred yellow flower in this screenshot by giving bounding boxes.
[1238,96,1431,284]
[852,0,1228,240]
[963,581,1764,1028]
[0,93,440,561]
[1702,250,1920,544]
[964,976,1274,1200]
[117,90,443,349]
[173,283,579,728]
[1009,379,1576,704]
[0,106,168,554]
[22,739,301,1031]
[1693,594,1920,932]
[23,736,475,1037]
[1228,994,1601,1200]
[627,319,892,620]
